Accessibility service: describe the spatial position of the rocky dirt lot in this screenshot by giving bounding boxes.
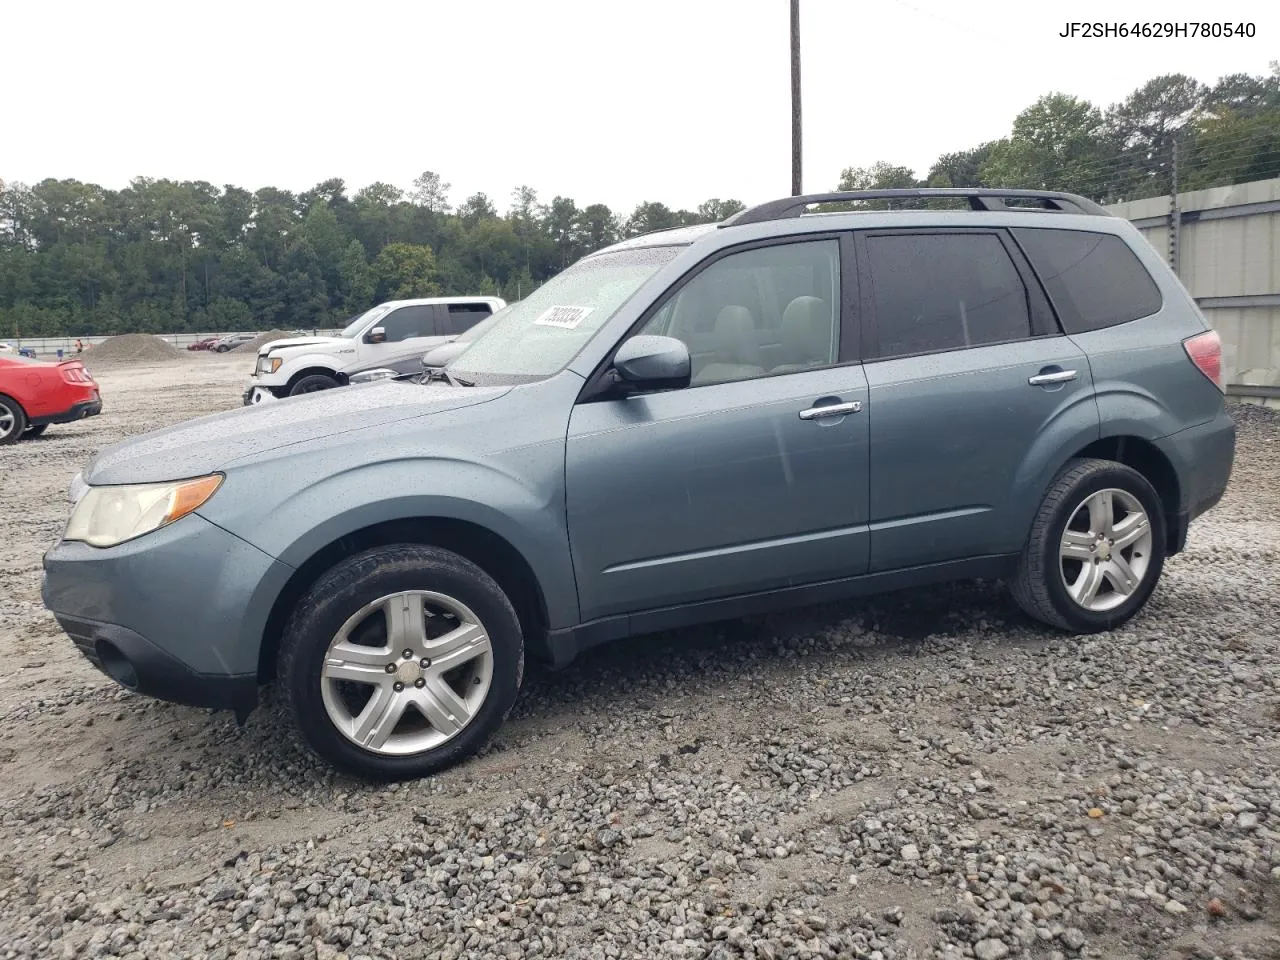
[0,355,1277,960]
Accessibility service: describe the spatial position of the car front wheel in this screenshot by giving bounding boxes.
[1011,458,1166,633]
[278,544,524,780]
[289,374,339,396]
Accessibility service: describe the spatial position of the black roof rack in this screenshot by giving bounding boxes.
[721,188,1110,228]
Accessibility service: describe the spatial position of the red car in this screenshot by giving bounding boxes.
[187,337,220,351]
[0,355,102,444]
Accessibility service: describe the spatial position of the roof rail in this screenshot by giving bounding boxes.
[720,188,1111,227]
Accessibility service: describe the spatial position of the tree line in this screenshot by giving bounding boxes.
[839,67,1280,203]
[2,66,1277,340]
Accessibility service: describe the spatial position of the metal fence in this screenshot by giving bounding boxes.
[4,330,342,357]
[1106,177,1280,409]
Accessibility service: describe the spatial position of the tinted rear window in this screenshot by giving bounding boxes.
[867,233,1031,357]
[442,302,492,336]
[1013,229,1162,334]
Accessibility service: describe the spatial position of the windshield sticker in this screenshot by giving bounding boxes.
[533,306,593,329]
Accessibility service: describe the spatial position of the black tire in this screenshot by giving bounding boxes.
[1011,457,1166,633]
[0,395,28,445]
[278,544,524,781]
[24,424,48,438]
[288,374,339,396]
[215,345,229,353]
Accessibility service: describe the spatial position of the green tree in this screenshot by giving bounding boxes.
[411,171,451,212]
[372,242,440,300]
[574,204,618,253]
[926,144,994,187]
[837,162,918,191]
[979,93,1111,197]
[1105,74,1206,197]
[458,192,498,225]
[339,240,375,311]
[695,198,745,222]
[542,196,580,267]
[624,201,679,237]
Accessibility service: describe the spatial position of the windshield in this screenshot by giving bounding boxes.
[339,304,392,338]
[449,247,680,384]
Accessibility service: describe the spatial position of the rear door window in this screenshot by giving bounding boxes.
[1012,228,1163,333]
[439,302,494,336]
[865,232,1033,358]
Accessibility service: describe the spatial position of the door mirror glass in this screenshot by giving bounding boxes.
[365,326,387,344]
[613,335,690,390]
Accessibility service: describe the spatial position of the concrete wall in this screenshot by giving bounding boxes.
[1107,178,1280,408]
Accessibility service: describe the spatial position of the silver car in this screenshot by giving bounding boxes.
[43,188,1236,780]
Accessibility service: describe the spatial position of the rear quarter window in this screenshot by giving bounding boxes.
[1013,229,1163,334]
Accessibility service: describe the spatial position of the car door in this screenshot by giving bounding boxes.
[362,304,443,370]
[857,228,1100,572]
[565,235,871,623]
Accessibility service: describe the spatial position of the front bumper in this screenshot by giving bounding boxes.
[243,384,279,406]
[43,512,294,713]
[55,613,258,712]
[31,397,102,427]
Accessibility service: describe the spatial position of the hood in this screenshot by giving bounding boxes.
[84,380,510,485]
[259,335,347,355]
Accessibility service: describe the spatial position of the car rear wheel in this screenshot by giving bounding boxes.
[289,374,339,396]
[1011,458,1166,633]
[278,544,524,780]
[24,424,48,438]
[0,395,28,445]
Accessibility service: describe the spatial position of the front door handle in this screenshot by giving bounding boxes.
[1028,369,1078,386]
[799,400,862,420]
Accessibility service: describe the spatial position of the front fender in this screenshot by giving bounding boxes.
[201,454,578,630]
[270,353,346,386]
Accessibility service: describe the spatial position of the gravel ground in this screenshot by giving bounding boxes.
[1,357,1277,960]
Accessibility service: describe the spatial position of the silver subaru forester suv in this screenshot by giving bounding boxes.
[44,189,1235,780]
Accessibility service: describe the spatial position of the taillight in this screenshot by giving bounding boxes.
[1183,330,1224,393]
[61,366,91,384]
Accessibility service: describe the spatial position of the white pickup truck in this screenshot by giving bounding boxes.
[242,296,505,405]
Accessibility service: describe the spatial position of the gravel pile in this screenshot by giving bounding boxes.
[0,397,1277,959]
[82,333,182,366]
[233,330,296,353]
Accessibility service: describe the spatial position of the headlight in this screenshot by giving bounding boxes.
[64,475,223,548]
[350,368,398,384]
[259,356,282,374]
[68,471,89,506]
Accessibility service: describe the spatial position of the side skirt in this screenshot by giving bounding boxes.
[544,553,1018,668]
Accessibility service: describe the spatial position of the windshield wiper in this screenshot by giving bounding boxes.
[422,367,473,388]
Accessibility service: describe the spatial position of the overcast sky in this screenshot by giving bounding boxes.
[7,0,1275,214]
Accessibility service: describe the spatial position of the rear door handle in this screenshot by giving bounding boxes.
[1028,369,1078,386]
[799,400,862,420]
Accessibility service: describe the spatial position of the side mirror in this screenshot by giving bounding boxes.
[365,326,387,344]
[613,335,690,391]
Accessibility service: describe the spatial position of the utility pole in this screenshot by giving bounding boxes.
[1168,134,1181,277]
[791,0,802,196]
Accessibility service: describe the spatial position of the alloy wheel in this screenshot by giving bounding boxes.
[1059,488,1154,612]
[320,590,494,755]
